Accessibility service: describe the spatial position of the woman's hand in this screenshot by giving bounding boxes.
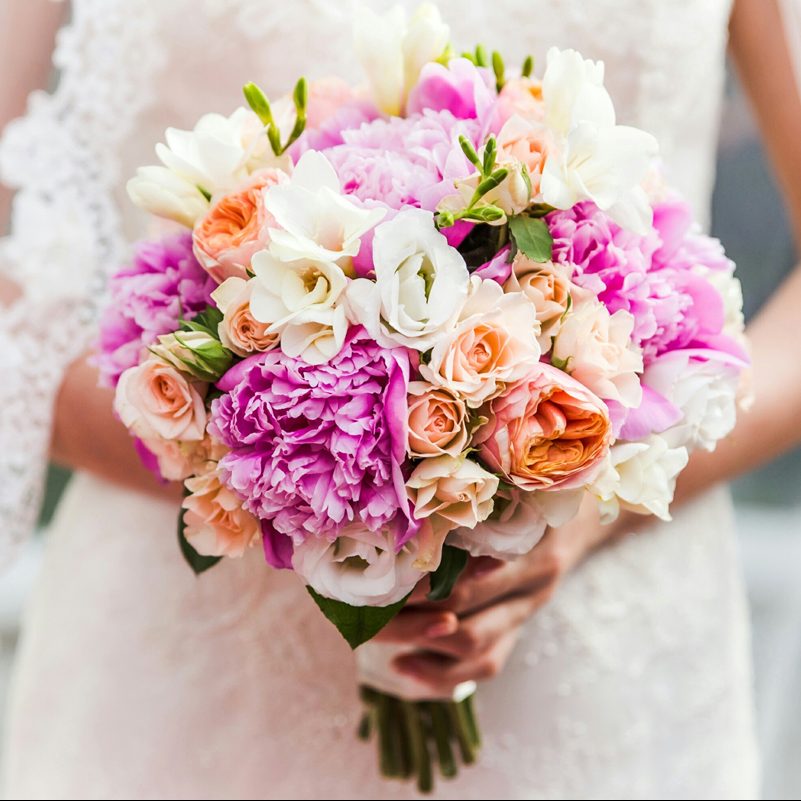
[376,499,628,697]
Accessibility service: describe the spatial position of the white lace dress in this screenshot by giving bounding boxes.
[0,1,759,798]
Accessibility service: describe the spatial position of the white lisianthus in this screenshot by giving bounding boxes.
[126,166,210,227]
[448,486,547,559]
[406,454,498,529]
[643,351,741,452]
[346,208,469,351]
[292,526,427,607]
[552,298,643,408]
[264,150,385,264]
[540,47,658,234]
[420,277,541,407]
[353,2,449,116]
[156,107,273,196]
[590,435,689,523]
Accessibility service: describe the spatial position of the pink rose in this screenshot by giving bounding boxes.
[182,468,260,557]
[115,359,207,441]
[475,362,612,491]
[504,254,577,351]
[306,77,357,129]
[552,297,643,408]
[407,381,469,458]
[420,277,541,407]
[495,76,545,126]
[497,115,551,197]
[192,168,286,282]
[211,277,279,356]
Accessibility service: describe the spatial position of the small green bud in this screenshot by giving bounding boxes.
[520,163,532,197]
[436,210,457,229]
[492,51,505,92]
[482,135,497,175]
[472,167,508,205]
[461,50,478,65]
[521,55,534,79]
[243,82,274,127]
[459,135,482,169]
[293,76,308,114]
[474,44,488,67]
[465,205,505,223]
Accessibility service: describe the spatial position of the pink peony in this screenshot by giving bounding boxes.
[209,329,413,551]
[406,58,497,122]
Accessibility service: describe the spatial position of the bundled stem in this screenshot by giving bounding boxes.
[359,686,482,793]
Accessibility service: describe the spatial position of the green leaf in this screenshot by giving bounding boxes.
[509,215,553,262]
[178,508,222,575]
[180,305,224,339]
[427,545,469,602]
[307,587,410,649]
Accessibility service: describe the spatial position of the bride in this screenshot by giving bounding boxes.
[1,0,800,798]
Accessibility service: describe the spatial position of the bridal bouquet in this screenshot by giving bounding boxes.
[98,3,748,791]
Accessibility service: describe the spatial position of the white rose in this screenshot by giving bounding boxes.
[420,277,541,407]
[589,434,689,523]
[353,2,449,116]
[292,526,426,607]
[346,208,469,351]
[643,351,741,452]
[126,165,210,227]
[263,150,385,264]
[406,454,498,529]
[552,298,643,408]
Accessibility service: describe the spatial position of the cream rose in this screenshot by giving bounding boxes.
[551,298,643,408]
[420,277,541,407]
[504,255,576,351]
[407,381,469,458]
[141,434,221,482]
[149,330,232,382]
[406,454,498,530]
[497,115,551,197]
[211,277,279,356]
[182,469,260,557]
[114,359,206,441]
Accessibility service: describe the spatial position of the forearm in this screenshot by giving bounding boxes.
[51,350,181,502]
[675,265,801,503]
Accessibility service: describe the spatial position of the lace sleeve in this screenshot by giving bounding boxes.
[0,0,162,564]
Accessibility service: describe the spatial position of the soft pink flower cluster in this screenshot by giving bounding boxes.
[104,11,748,610]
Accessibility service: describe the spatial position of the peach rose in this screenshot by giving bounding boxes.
[142,434,224,482]
[475,362,612,491]
[496,76,545,125]
[182,469,260,557]
[504,254,579,351]
[192,168,286,282]
[420,277,541,407]
[551,297,643,408]
[406,454,499,529]
[407,381,469,458]
[497,115,551,196]
[211,277,279,356]
[115,359,206,442]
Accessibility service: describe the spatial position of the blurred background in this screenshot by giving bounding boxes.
[0,55,800,801]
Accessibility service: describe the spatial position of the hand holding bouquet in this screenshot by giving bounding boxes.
[99,3,749,791]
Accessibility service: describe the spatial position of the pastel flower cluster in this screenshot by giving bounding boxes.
[101,3,748,611]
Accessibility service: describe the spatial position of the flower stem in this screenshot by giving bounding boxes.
[426,701,457,778]
[402,699,433,793]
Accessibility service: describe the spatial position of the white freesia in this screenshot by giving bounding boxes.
[126,165,210,227]
[292,526,427,607]
[540,47,658,234]
[279,306,349,365]
[420,277,541,407]
[643,351,741,452]
[406,454,498,529]
[263,150,385,264]
[346,208,469,351]
[353,2,449,116]
[590,435,689,523]
[156,107,273,195]
[552,298,643,408]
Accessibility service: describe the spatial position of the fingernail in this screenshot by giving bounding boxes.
[425,618,457,638]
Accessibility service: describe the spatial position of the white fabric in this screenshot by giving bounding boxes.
[0,0,760,798]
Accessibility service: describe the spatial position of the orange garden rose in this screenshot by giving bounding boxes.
[475,362,612,491]
[192,168,286,282]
